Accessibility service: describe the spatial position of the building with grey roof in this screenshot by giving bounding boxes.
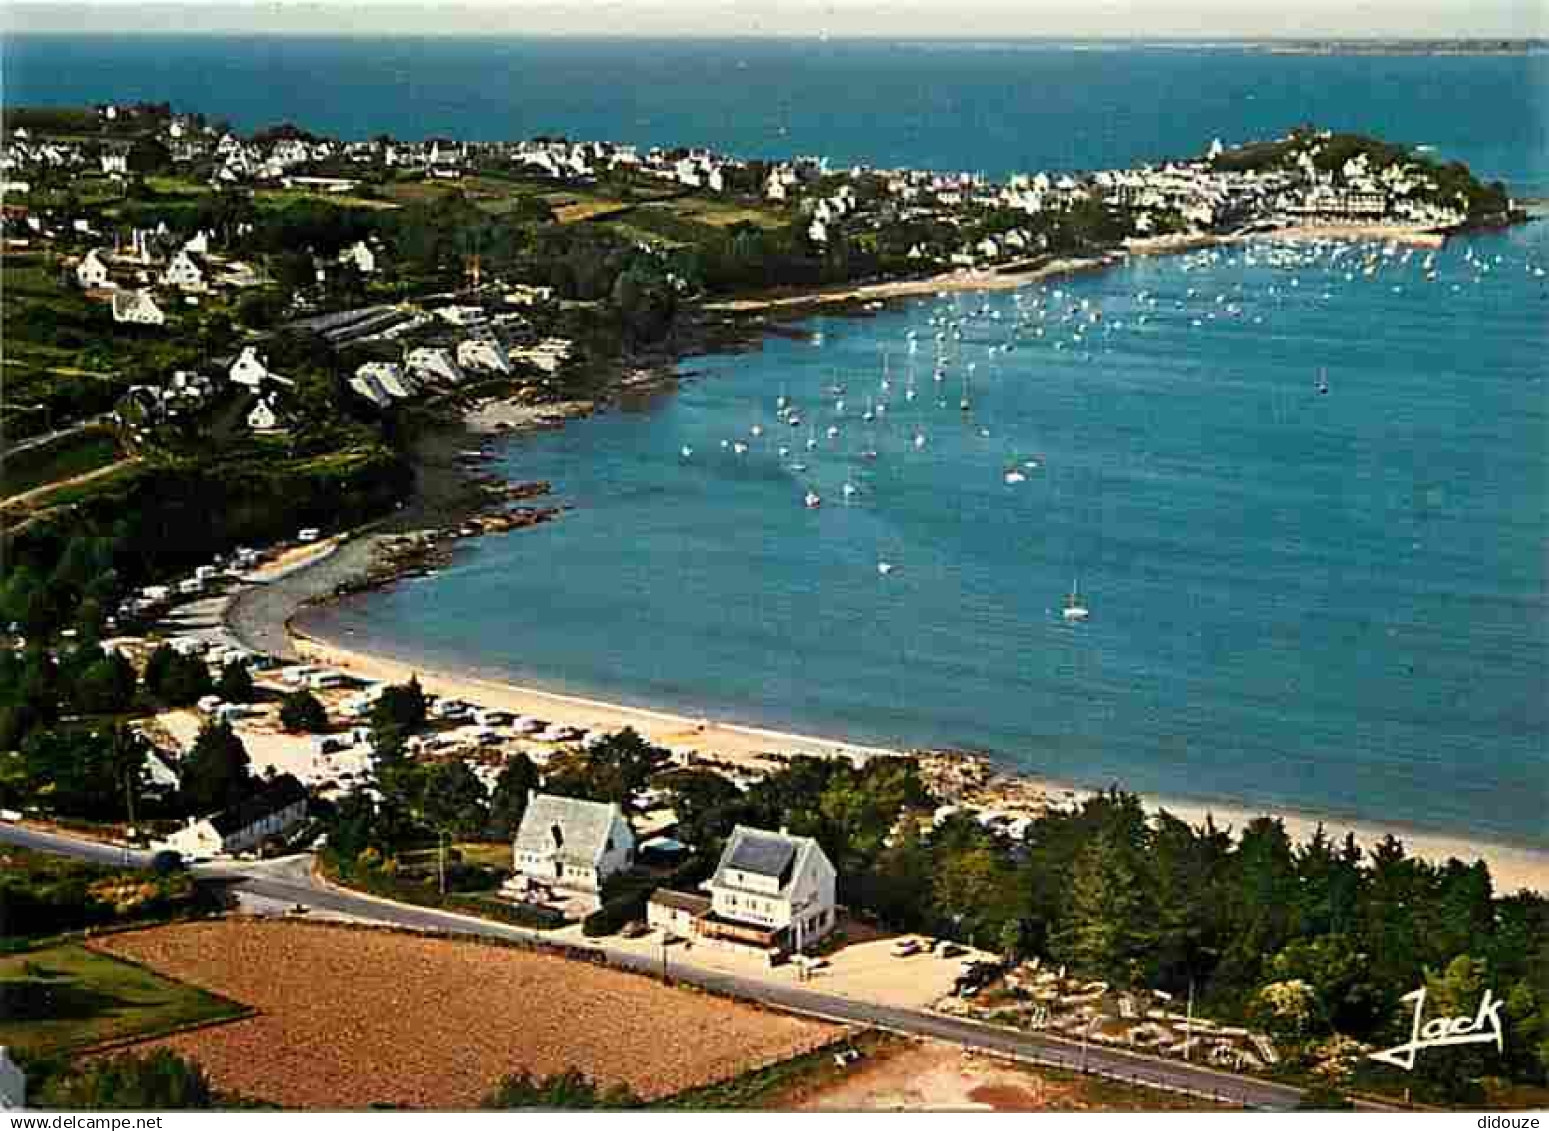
[509,792,635,911]
[648,824,837,956]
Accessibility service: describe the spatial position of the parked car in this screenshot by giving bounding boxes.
[890,937,922,958]
[620,920,650,939]
[938,942,967,959]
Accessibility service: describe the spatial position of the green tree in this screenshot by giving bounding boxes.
[930,823,1018,947]
[1051,827,1152,984]
[655,767,744,847]
[279,688,329,732]
[1400,955,1495,1104]
[179,719,251,813]
[419,758,489,839]
[215,660,256,703]
[369,677,426,742]
[73,650,138,715]
[487,752,541,839]
[145,648,212,707]
[544,728,669,812]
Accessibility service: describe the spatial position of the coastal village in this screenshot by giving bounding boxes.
[2,99,1545,1113]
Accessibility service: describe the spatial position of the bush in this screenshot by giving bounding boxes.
[39,1048,215,1110]
[278,688,328,732]
[481,1068,640,1110]
[581,887,653,938]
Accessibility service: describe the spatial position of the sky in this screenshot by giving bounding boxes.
[3,0,1545,39]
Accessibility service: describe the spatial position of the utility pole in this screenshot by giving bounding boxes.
[1184,976,1195,1061]
[437,829,447,895]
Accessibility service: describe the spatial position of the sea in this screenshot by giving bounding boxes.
[7,36,1545,847]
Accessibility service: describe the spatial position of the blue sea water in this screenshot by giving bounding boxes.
[314,224,1549,847]
[7,35,1544,844]
[3,36,1548,194]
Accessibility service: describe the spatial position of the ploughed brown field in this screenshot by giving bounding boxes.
[94,920,839,1109]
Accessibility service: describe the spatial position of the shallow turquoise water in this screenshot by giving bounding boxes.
[312,224,1549,846]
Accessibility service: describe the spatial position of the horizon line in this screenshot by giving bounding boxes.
[4,29,1547,41]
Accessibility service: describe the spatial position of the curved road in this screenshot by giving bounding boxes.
[5,822,1319,1109]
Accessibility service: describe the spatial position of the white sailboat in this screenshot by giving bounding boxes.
[1063,578,1090,621]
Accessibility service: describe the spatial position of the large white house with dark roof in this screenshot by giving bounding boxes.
[648,825,836,955]
[509,793,634,911]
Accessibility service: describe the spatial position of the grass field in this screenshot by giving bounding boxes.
[0,942,248,1056]
[643,198,787,229]
[3,429,122,498]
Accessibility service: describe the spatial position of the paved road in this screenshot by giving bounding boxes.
[5,823,1313,1109]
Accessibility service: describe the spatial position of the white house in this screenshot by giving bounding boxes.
[228,345,293,390]
[161,248,208,292]
[705,825,836,952]
[159,774,308,859]
[353,361,413,405]
[338,240,377,274]
[111,288,166,326]
[0,1047,23,1111]
[405,347,465,386]
[456,337,510,375]
[247,396,282,433]
[507,793,634,912]
[76,248,111,289]
[648,824,837,955]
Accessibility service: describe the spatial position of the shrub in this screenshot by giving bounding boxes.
[278,688,328,732]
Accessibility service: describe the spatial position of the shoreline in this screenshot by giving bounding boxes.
[221,217,1546,892]
[702,221,1460,316]
[284,619,1548,894]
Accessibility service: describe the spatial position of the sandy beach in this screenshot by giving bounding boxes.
[700,255,1113,313]
[704,223,1453,316]
[286,626,1548,894]
[222,212,1543,895]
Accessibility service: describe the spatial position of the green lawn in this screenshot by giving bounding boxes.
[3,429,122,497]
[0,942,248,1056]
[451,841,514,870]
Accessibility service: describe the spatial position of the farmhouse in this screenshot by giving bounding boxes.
[111,288,166,326]
[506,793,634,912]
[647,825,837,956]
[228,345,293,390]
[247,396,283,434]
[76,248,111,289]
[161,248,209,292]
[159,774,308,859]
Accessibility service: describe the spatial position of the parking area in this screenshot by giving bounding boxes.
[603,921,999,1011]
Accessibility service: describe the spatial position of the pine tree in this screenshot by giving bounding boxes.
[1051,827,1149,983]
[179,719,251,813]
